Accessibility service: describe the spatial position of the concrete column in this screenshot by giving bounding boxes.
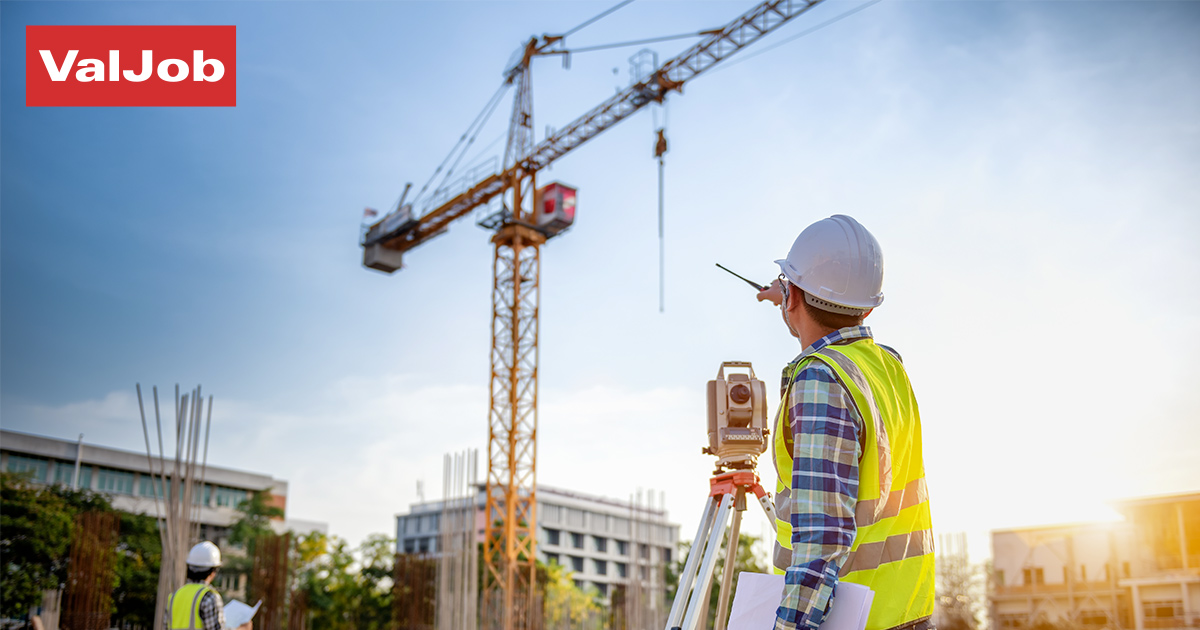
[1178,504,1190,571]
[1181,581,1192,626]
[1131,584,1144,630]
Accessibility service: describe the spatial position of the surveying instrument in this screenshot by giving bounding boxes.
[666,361,777,630]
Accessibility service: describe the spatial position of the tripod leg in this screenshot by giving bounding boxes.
[665,494,721,630]
[755,490,777,525]
[714,500,744,630]
[681,492,735,630]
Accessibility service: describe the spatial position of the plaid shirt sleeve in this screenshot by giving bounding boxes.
[774,361,862,630]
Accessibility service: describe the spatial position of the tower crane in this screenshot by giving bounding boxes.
[360,1,827,628]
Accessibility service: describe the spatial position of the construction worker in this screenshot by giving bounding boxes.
[165,541,252,630]
[756,215,934,630]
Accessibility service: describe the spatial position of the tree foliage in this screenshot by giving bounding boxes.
[294,532,395,630]
[0,472,115,619]
[542,559,601,626]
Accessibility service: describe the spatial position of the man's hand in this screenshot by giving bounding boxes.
[757,279,783,306]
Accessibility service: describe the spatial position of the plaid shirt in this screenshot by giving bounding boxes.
[774,326,878,630]
[164,583,228,630]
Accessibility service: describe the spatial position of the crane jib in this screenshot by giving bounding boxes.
[366,0,824,259]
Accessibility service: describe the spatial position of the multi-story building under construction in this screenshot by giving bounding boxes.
[396,484,680,600]
[991,492,1199,630]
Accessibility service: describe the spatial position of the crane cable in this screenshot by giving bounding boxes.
[410,81,511,212]
[558,0,637,38]
[566,30,713,54]
[434,83,510,199]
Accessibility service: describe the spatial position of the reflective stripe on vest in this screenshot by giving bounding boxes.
[169,583,212,630]
[771,338,934,630]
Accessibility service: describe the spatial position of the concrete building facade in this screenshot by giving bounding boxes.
[991,492,1200,630]
[395,485,680,599]
[0,429,319,593]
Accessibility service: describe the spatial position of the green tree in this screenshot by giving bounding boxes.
[111,511,163,629]
[229,489,285,547]
[541,559,601,627]
[221,489,287,595]
[0,472,114,619]
[295,532,395,630]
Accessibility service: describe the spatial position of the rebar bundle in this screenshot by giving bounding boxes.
[135,384,214,630]
[624,490,667,630]
[250,532,292,630]
[62,511,120,630]
[394,553,437,630]
[287,589,308,630]
[437,450,480,630]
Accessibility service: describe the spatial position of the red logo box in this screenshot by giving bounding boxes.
[26,25,236,107]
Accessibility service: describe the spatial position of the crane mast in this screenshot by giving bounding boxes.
[360,2,826,629]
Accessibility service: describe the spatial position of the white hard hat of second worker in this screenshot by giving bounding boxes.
[775,214,884,315]
[186,541,223,569]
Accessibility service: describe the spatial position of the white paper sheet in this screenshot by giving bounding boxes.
[728,572,786,630]
[727,573,874,630]
[223,599,262,628]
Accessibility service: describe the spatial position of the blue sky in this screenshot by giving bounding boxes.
[3,0,1198,560]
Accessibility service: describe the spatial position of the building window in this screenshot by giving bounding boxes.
[639,543,651,560]
[1080,611,1108,626]
[616,563,627,578]
[546,528,561,546]
[1080,566,1087,582]
[546,553,560,566]
[6,455,49,482]
[616,540,629,556]
[594,560,607,575]
[640,565,649,580]
[1022,568,1044,586]
[594,536,607,553]
[567,508,585,528]
[418,538,430,554]
[662,546,671,563]
[571,532,584,549]
[139,476,165,498]
[96,468,135,495]
[214,486,247,508]
[570,556,584,573]
[56,463,92,489]
[596,583,608,597]
[995,570,1005,586]
[191,484,213,506]
[573,579,584,590]
[404,539,416,554]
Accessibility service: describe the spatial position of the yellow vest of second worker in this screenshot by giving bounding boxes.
[168,583,213,630]
[772,338,934,630]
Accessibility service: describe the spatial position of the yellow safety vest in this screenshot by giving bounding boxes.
[772,338,934,630]
[168,583,214,630]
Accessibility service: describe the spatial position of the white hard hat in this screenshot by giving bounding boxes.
[186,541,222,568]
[775,215,884,315]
